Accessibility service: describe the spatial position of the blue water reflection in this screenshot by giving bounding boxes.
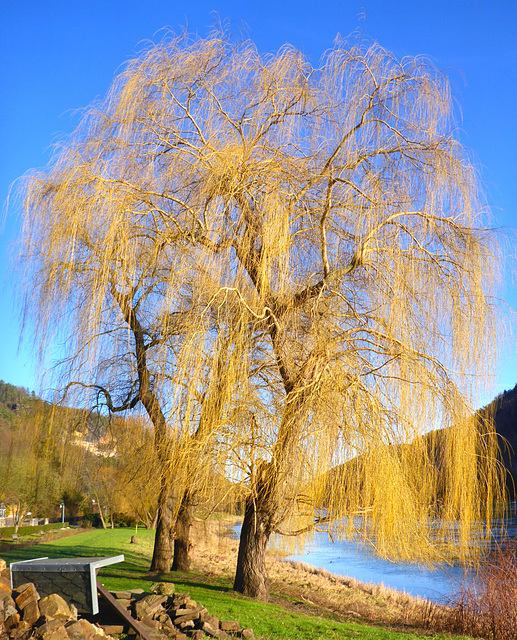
[286,531,469,603]
[286,519,517,603]
[235,518,517,603]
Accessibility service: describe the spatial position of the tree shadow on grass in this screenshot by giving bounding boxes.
[160,577,233,594]
[1,535,153,574]
[1,532,233,598]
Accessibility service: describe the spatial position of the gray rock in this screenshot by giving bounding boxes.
[110,590,132,600]
[220,620,241,633]
[2,596,17,620]
[65,618,100,640]
[35,619,69,640]
[201,621,229,639]
[134,594,168,620]
[21,599,41,625]
[173,607,202,624]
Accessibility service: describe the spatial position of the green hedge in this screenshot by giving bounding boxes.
[0,522,68,538]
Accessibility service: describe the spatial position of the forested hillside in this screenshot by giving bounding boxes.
[2,376,517,531]
[321,385,517,512]
[0,380,160,529]
[482,384,517,494]
[0,380,34,429]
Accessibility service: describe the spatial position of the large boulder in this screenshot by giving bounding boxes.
[39,593,76,621]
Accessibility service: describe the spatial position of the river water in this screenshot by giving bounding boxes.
[286,532,469,603]
[285,519,517,603]
[235,518,517,603]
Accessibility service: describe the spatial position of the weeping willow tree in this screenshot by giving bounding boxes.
[18,31,504,597]
[18,103,241,571]
[17,214,240,570]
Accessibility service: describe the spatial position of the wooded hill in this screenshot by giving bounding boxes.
[320,385,517,512]
[0,380,109,442]
[0,380,237,527]
[481,384,517,495]
[0,380,34,430]
[0,380,159,527]
[2,378,517,527]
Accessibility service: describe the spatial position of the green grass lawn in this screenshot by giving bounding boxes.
[1,529,471,640]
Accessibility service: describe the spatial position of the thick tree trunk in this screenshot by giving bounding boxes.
[150,480,174,573]
[233,496,272,599]
[112,288,175,573]
[172,491,193,572]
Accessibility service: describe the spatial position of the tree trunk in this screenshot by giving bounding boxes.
[92,492,107,529]
[14,505,24,534]
[172,491,193,572]
[150,480,175,573]
[233,496,271,599]
[112,289,175,573]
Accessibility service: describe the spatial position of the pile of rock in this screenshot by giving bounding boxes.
[0,559,255,640]
[115,583,255,640]
[0,577,103,640]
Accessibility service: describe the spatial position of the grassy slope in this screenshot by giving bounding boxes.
[1,529,469,640]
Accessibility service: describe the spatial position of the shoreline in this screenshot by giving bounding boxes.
[222,516,457,605]
[190,517,455,632]
[1,520,459,634]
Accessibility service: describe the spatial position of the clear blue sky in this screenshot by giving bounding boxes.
[1,0,516,405]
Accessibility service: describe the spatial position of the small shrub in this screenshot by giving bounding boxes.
[80,513,100,528]
[112,512,138,528]
[452,539,517,640]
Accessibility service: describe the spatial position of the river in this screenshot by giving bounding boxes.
[236,518,517,603]
[285,531,470,603]
[285,518,517,603]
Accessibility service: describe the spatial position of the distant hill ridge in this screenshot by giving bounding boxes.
[0,379,109,443]
[317,384,517,506]
[481,383,517,490]
[0,380,35,440]
[2,377,517,492]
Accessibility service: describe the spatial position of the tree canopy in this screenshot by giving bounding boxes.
[18,32,505,598]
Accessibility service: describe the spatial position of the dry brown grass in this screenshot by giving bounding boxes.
[189,517,454,633]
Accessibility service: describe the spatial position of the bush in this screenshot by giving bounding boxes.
[453,539,517,640]
[80,513,101,528]
[112,512,138,528]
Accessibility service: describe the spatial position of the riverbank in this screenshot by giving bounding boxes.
[188,517,456,633]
